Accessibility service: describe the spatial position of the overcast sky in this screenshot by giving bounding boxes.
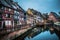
[14,0,60,13]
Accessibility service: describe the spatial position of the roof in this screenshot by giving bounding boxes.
[43,13,48,19]
[0,0,25,12]
[27,8,46,19]
[50,12,59,19]
[12,2,25,12]
[0,0,11,7]
[4,0,18,9]
[28,8,38,15]
[5,0,13,8]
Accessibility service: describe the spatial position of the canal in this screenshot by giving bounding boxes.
[13,26,60,40]
[24,27,60,40]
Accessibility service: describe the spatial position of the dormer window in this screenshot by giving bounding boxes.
[12,5,17,9]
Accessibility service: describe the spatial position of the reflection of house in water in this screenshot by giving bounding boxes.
[26,27,60,40]
[49,29,54,34]
[54,28,60,39]
[27,27,48,38]
[49,27,60,39]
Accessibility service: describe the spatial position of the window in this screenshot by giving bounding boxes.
[5,7,6,10]
[17,12,19,14]
[14,11,16,13]
[18,16,19,19]
[14,16,19,19]
[0,13,2,21]
[6,14,11,18]
[9,9,11,11]
[12,5,17,9]
[1,6,4,10]
[14,16,17,19]
[21,18,24,20]
[0,13,2,18]
[5,21,11,25]
[6,14,8,17]
[0,6,5,10]
[49,16,53,18]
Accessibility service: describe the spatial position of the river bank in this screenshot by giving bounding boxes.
[0,25,35,40]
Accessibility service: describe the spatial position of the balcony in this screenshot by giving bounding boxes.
[2,17,13,20]
[4,10,14,14]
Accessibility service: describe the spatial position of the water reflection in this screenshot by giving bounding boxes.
[24,27,59,40]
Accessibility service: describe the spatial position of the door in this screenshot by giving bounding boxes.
[3,22,5,28]
[0,22,2,28]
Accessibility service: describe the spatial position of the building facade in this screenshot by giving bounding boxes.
[26,8,44,25]
[48,12,59,22]
[0,0,26,29]
[0,0,15,29]
[12,2,26,26]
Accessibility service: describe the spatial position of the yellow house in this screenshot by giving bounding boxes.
[27,8,33,15]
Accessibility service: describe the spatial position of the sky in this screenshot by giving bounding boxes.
[14,0,60,13]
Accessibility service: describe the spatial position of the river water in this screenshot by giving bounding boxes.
[24,27,60,40]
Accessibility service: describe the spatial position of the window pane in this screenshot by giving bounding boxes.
[9,9,11,11]
[6,14,10,18]
[5,21,11,25]
[5,21,8,25]
[9,21,11,25]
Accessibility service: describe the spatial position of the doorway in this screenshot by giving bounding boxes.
[3,22,5,28]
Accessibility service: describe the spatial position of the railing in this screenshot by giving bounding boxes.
[4,10,14,14]
[0,26,20,34]
[0,24,30,34]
